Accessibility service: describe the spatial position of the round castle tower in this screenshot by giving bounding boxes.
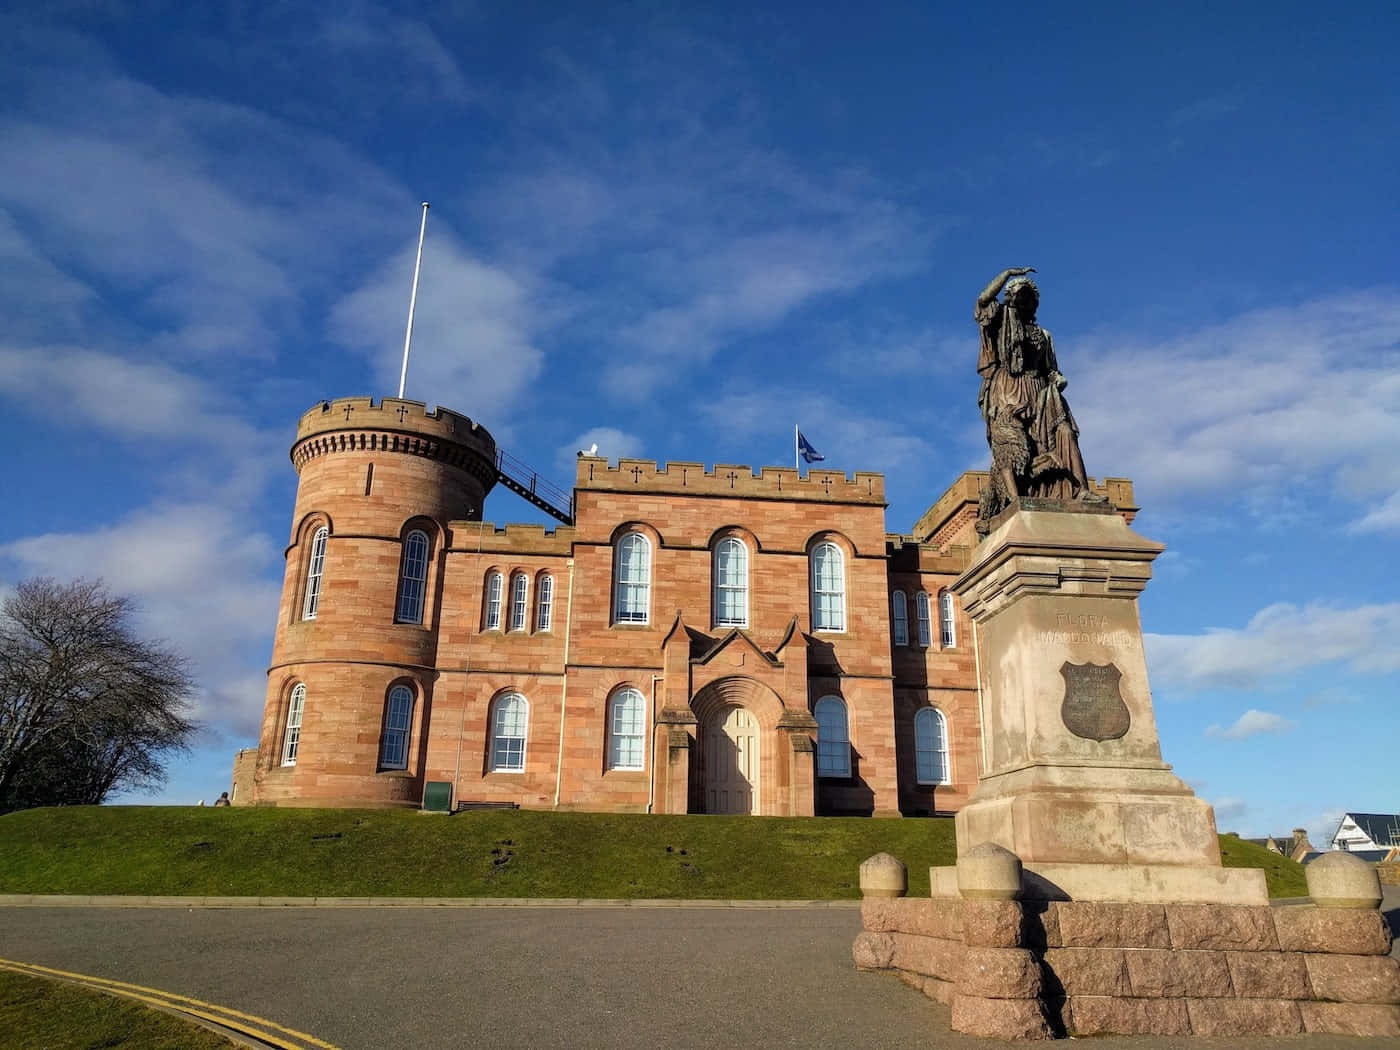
[253,397,496,806]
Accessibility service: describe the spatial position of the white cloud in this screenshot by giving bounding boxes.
[1210,796,1249,825]
[1204,709,1297,740]
[1067,291,1400,517]
[328,236,545,428]
[558,427,645,472]
[0,502,282,738]
[1347,490,1400,535]
[1147,601,1400,691]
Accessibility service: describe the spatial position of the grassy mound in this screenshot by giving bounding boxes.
[0,806,1305,899]
[1219,834,1309,898]
[0,970,234,1050]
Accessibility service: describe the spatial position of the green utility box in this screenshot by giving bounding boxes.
[422,781,453,813]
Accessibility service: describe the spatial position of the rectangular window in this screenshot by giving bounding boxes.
[536,575,554,631]
[302,528,328,620]
[484,573,503,630]
[282,686,305,766]
[892,591,908,647]
[509,574,529,631]
[492,698,528,772]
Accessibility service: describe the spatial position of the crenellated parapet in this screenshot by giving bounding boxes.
[447,520,576,556]
[885,535,972,575]
[575,456,884,504]
[291,397,498,489]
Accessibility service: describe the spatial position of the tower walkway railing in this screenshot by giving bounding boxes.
[494,448,574,525]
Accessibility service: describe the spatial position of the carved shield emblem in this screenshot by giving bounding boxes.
[1059,661,1130,742]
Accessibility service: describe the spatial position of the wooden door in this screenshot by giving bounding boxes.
[704,705,758,814]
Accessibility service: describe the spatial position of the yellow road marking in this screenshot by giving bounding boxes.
[0,957,340,1049]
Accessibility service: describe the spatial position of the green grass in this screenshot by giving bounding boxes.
[0,806,1305,900]
[0,970,234,1050]
[1219,833,1309,898]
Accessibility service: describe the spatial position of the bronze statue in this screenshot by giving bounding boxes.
[975,267,1103,532]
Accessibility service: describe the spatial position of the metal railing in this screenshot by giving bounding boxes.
[494,448,574,524]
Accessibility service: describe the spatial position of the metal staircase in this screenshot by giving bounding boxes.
[494,448,574,524]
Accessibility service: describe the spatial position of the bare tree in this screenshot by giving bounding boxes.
[0,578,196,812]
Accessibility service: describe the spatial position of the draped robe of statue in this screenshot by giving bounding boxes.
[975,296,1083,502]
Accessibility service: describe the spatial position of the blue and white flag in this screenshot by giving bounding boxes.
[797,429,824,464]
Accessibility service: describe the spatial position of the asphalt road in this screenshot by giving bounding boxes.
[1,901,1396,1050]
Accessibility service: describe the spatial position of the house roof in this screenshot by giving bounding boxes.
[1337,812,1400,846]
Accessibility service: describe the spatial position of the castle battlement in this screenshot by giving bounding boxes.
[291,397,497,482]
[447,521,576,556]
[575,456,884,504]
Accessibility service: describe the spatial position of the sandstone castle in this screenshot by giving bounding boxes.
[236,395,1134,815]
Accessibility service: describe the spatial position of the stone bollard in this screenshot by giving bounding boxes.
[957,842,1023,901]
[860,852,908,898]
[1307,851,1384,909]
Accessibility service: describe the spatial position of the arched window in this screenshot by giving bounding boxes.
[814,696,851,778]
[379,685,414,770]
[892,590,908,646]
[915,707,949,785]
[916,591,932,648]
[939,590,956,648]
[509,572,529,631]
[301,527,328,620]
[713,537,748,627]
[810,542,845,632]
[395,529,430,624]
[282,683,306,766]
[607,687,646,771]
[489,693,528,772]
[614,533,650,624]
[536,574,554,632]
[483,571,504,630]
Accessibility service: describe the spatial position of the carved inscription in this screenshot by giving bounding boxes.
[1059,661,1130,742]
[1037,612,1132,648]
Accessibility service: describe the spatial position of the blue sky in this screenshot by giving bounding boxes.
[1,3,1395,843]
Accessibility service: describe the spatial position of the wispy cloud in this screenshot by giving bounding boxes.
[557,427,645,473]
[1069,290,1400,522]
[1204,709,1296,740]
[1147,601,1400,691]
[1210,796,1249,824]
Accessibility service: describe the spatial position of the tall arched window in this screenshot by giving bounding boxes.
[536,574,554,632]
[282,683,306,766]
[713,537,748,627]
[892,590,908,646]
[395,529,430,624]
[607,687,645,771]
[509,572,529,631]
[814,696,851,777]
[915,707,949,784]
[916,591,932,648]
[483,571,504,630]
[810,543,845,632]
[301,527,328,620]
[489,693,529,772]
[379,685,414,770]
[614,533,651,624]
[939,590,956,648]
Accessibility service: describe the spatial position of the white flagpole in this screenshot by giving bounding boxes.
[794,424,799,472]
[397,202,430,399]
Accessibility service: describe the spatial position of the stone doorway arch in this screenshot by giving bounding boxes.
[689,675,793,816]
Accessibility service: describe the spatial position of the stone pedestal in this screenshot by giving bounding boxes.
[947,503,1261,904]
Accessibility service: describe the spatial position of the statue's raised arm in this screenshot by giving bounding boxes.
[973,268,1104,535]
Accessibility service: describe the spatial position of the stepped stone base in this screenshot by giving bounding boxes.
[856,894,1400,1039]
[931,862,1266,905]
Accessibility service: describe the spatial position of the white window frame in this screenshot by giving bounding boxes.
[379,685,414,770]
[301,526,328,620]
[814,696,851,778]
[614,533,651,624]
[536,574,554,632]
[915,707,950,785]
[892,590,908,646]
[713,537,748,628]
[810,542,845,632]
[509,572,529,632]
[916,591,932,648]
[607,687,646,771]
[395,529,430,624]
[282,683,306,766]
[484,571,504,630]
[939,590,956,648]
[489,693,528,773]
